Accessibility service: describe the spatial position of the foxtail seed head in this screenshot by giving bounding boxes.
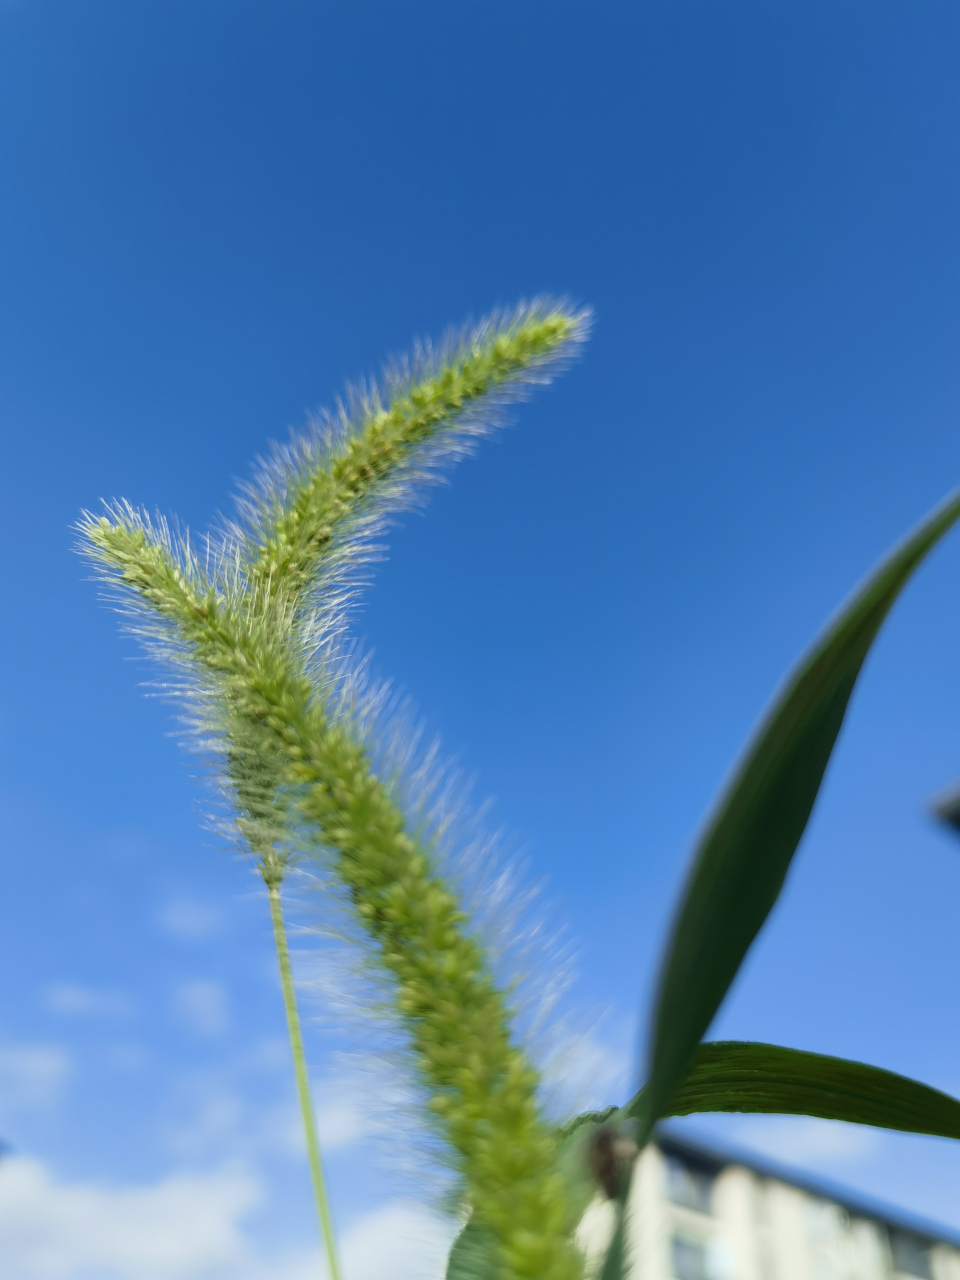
[80,301,590,1280]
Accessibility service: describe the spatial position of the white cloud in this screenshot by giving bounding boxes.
[160,900,224,941]
[0,1155,456,1280]
[104,1042,149,1072]
[171,1079,376,1163]
[166,1091,248,1163]
[242,1037,290,1073]
[0,1155,258,1279]
[340,1200,457,1280]
[45,982,132,1017]
[175,980,231,1037]
[161,1064,371,1164]
[0,1044,71,1110]
[317,1093,370,1150]
[540,1023,633,1120]
[263,1080,381,1158]
[312,1068,404,1152]
[161,1052,444,1204]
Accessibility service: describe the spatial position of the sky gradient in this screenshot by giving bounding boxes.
[3,2,960,1276]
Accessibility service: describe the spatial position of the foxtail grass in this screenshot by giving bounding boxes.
[81,300,591,1280]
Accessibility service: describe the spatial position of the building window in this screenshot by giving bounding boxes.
[806,1198,849,1240]
[758,1237,777,1280]
[666,1154,715,1214]
[753,1179,771,1226]
[889,1230,932,1280]
[672,1234,710,1280]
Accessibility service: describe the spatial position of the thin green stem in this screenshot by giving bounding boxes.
[267,880,341,1280]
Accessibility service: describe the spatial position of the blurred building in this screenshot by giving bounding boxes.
[577,1133,960,1280]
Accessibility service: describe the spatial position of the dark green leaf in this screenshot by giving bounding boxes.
[444,1219,498,1280]
[644,492,960,1135]
[628,1040,960,1138]
[598,1203,627,1280]
[558,1106,620,1139]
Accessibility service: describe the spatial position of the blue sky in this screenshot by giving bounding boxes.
[4,1,960,1275]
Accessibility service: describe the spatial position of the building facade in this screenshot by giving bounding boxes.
[576,1134,960,1280]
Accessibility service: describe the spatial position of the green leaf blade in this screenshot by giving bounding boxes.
[598,1209,627,1280]
[624,1041,960,1140]
[644,491,960,1134]
[445,1220,499,1280]
[671,1041,960,1138]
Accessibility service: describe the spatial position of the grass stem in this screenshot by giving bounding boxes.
[267,881,341,1280]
